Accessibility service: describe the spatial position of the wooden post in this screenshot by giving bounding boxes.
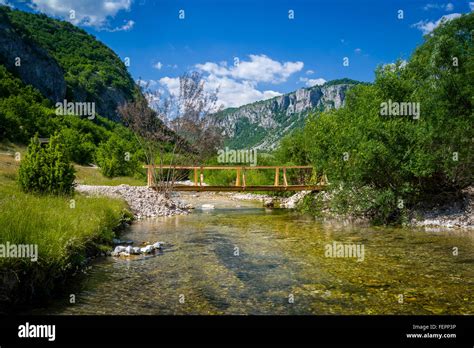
[200,167,204,186]
[283,167,288,187]
[322,174,329,185]
[274,167,279,186]
[236,168,241,186]
[242,169,246,187]
[194,168,198,186]
[147,166,152,187]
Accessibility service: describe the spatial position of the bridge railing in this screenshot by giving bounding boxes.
[143,165,328,191]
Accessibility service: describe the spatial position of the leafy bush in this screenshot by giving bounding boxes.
[279,13,474,223]
[56,127,96,165]
[95,135,140,178]
[18,134,75,195]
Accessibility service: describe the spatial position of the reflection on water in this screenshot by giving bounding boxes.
[34,194,473,315]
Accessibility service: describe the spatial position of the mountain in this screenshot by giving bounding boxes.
[0,6,173,171]
[213,79,362,150]
[0,6,135,121]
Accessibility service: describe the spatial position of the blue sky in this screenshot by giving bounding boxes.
[4,0,474,107]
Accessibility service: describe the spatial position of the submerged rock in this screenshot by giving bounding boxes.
[140,245,154,254]
[111,241,164,257]
[263,199,274,208]
[152,242,163,249]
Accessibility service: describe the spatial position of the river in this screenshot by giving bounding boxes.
[32,193,473,315]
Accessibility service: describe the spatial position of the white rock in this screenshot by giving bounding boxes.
[201,204,215,210]
[152,242,163,249]
[132,247,141,255]
[140,245,154,254]
[113,246,126,253]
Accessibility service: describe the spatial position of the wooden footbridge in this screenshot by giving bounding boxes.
[144,165,328,192]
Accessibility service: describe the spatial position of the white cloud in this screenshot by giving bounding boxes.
[158,76,180,96]
[299,77,326,87]
[107,19,134,32]
[196,54,304,84]
[204,74,281,108]
[423,3,454,11]
[354,48,362,53]
[159,74,282,108]
[157,54,302,108]
[412,13,462,34]
[137,79,158,88]
[28,0,132,29]
[153,62,163,70]
[158,54,304,108]
[470,2,474,11]
[306,70,315,75]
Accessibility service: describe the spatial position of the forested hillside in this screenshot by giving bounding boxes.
[0,5,173,177]
[0,5,135,120]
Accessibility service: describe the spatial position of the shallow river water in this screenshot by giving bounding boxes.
[34,194,473,315]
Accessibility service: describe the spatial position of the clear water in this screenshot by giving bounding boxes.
[33,194,473,315]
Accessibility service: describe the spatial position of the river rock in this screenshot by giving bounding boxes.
[140,245,154,254]
[263,199,274,208]
[132,247,141,255]
[75,184,190,219]
[113,246,126,253]
[152,242,163,249]
[201,204,215,210]
[280,191,311,209]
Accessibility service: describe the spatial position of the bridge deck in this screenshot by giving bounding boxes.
[156,185,325,192]
[144,165,328,192]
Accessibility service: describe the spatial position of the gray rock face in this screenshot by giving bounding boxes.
[213,82,356,150]
[96,86,130,122]
[0,18,66,102]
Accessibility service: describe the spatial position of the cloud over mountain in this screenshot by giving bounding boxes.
[27,0,133,30]
[159,55,304,108]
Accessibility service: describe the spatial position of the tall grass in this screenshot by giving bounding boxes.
[0,153,132,308]
[74,165,146,186]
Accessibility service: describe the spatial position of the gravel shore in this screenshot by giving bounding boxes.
[75,184,190,219]
[409,187,473,229]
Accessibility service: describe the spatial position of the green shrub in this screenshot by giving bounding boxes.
[95,135,140,178]
[279,14,474,224]
[18,134,75,195]
[56,127,96,164]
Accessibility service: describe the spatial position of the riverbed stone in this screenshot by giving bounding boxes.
[75,184,190,219]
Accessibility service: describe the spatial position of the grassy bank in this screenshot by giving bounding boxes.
[0,147,133,309]
[75,165,145,186]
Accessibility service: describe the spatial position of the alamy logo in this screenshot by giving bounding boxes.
[324,241,365,262]
[217,147,257,166]
[18,322,55,341]
[0,242,38,262]
[380,99,420,119]
[55,99,96,120]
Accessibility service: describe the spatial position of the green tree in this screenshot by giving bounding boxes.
[95,135,140,178]
[18,134,75,195]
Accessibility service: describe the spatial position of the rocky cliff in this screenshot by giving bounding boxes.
[213,79,359,150]
[0,6,135,121]
[0,10,66,102]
